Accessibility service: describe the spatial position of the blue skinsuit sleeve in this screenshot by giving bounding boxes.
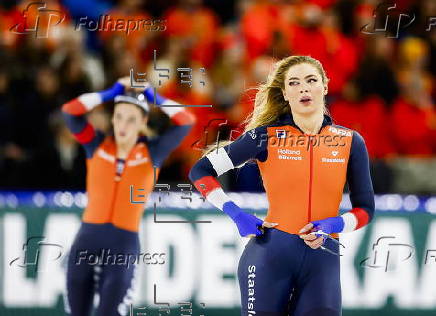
[346,131,375,221]
[189,126,268,182]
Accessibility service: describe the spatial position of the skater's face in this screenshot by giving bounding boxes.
[112,103,147,144]
[282,63,328,116]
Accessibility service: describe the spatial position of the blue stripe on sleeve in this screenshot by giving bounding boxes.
[143,87,166,105]
[62,112,87,134]
[188,156,217,183]
[99,82,124,102]
[61,111,104,158]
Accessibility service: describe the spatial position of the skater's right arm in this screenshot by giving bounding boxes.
[61,82,125,158]
[189,126,277,237]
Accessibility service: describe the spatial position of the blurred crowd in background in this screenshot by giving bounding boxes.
[0,0,435,194]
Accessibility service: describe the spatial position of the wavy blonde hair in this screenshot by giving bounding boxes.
[243,55,329,133]
[203,55,329,156]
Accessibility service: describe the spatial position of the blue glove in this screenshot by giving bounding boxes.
[222,201,264,237]
[143,86,167,105]
[99,82,125,102]
[310,216,344,237]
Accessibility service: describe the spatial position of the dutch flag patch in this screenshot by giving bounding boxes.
[276,130,287,139]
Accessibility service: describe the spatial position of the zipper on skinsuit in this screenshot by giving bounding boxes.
[307,136,314,222]
[306,125,328,223]
[108,180,120,222]
[108,159,123,222]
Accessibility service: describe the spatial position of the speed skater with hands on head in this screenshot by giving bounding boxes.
[189,55,375,316]
[61,76,195,316]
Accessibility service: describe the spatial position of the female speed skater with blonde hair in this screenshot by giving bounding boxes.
[189,55,375,316]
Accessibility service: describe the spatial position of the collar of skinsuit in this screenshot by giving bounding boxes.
[276,112,333,133]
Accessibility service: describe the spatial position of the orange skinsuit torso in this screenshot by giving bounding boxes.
[259,125,353,239]
[83,137,157,232]
[62,91,195,233]
[190,114,363,239]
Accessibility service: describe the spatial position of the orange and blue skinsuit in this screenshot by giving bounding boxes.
[189,112,375,316]
[62,83,195,316]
